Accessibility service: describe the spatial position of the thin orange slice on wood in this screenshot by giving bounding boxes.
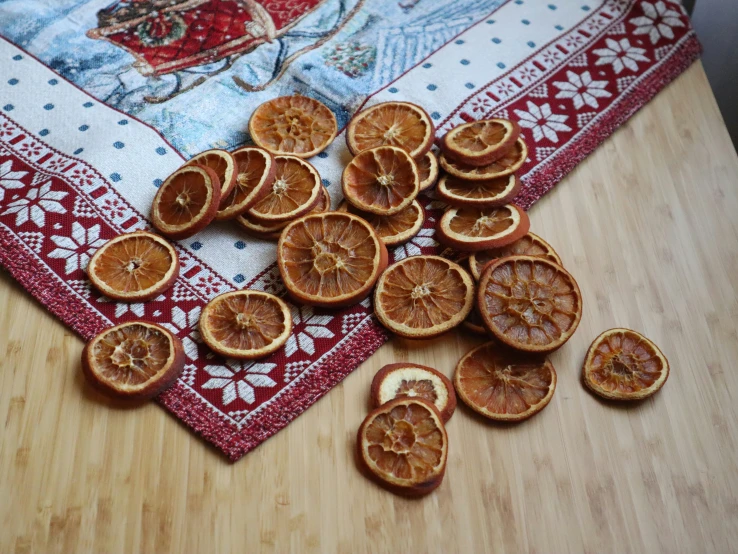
[478,255,583,353]
[186,149,237,207]
[441,119,521,166]
[437,204,530,252]
[249,95,337,158]
[583,328,669,401]
[342,146,419,216]
[346,101,434,159]
[200,291,292,359]
[87,231,179,302]
[374,255,474,338]
[417,150,439,192]
[278,212,388,308]
[468,232,562,280]
[436,173,521,208]
[151,164,221,240]
[338,199,424,247]
[82,321,185,400]
[440,138,527,181]
[454,342,556,421]
[215,147,275,220]
[357,397,448,496]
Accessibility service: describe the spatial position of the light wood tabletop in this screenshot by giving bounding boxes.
[2,61,738,554]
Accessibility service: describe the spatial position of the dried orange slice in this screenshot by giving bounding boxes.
[81,321,185,400]
[374,255,473,339]
[357,397,448,496]
[87,231,179,302]
[338,199,424,247]
[277,212,388,308]
[454,342,556,421]
[417,150,439,192]
[436,173,520,208]
[186,149,237,207]
[249,95,337,158]
[200,291,292,359]
[437,204,530,252]
[346,101,434,159]
[151,164,221,240]
[583,328,669,401]
[441,119,521,166]
[342,146,419,216]
[440,138,527,181]
[371,362,456,422]
[215,147,275,221]
[478,255,583,353]
[468,232,562,280]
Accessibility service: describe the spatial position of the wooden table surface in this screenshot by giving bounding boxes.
[2,62,738,554]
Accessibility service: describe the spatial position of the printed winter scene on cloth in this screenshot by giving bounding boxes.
[0,0,700,460]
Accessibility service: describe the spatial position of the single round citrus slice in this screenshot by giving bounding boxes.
[338,199,424,247]
[151,164,221,240]
[468,232,562,280]
[462,308,487,335]
[436,173,520,208]
[200,291,292,359]
[454,342,556,421]
[439,138,527,181]
[82,321,185,400]
[357,397,448,496]
[417,150,439,192]
[249,95,337,158]
[371,362,456,422]
[342,146,419,216]
[186,149,237,207]
[277,212,388,307]
[374,255,474,338]
[583,328,669,401]
[247,155,322,223]
[437,204,530,252]
[215,147,275,220]
[441,119,521,166]
[87,231,179,302]
[346,101,434,159]
[478,255,583,353]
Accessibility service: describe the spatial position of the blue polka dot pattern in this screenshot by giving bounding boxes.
[486,19,495,24]
[118,119,129,125]
[555,24,564,30]
[43,103,54,110]
[113,141,125,149]
[79,125,89,131]
[317,151,328,158]
[156,147,167,155]
[234,241,246,250]
[427,84,437,91]
[110,173,122,182]
[431,111,440,120]
[83,102,93,108]
[3,105,14,111]
[73,148,84,155]
[234,274,245,284]
[39,129,49,136]
[492,37,501,44]
[48,79,58,85]
[497,62,506,69]
[388,87,398,93]
[582,4,590,10]
[321,178,330,187]
[455,39,464,45]
[460,59,470,65]
[465,83,475,89]
[191,241,203,251]
[422,62,432,68]
[153,178,163,188]
[12,55,22,61]
[522,19,530,25]
[8,78,18,85]
[528,41,536,47]
[548,4,557,9]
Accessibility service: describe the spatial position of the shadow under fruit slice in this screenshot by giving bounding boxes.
[478,255,583,353]
[441,119,521,166]
[374,255,474,339]
[437,204,530,252]
[87,231,179,302]
[151,164,221,240]
[82,321,185,401]
[215,147,275,221]
[186,149,238,208]
[436,173,521,208]
[249,95,337,158]
[357,397,448,496]
[468,232,563,280]
[440,138,527,181]
[454,341,556,421]
[277,212,388,308]
[371,362,457,422]
[338,199,424,246]
[583,328,669,401]
[200,291,292,360]
[417,150,439,192]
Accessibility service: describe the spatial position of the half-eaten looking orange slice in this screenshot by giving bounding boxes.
[186,149,238,207]
[215,147,275,220]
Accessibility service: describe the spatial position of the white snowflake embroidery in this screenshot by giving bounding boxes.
[495,81,516,98]
[1,180,68,227]
[513,101,572,144]
[201,361,277,405]
[96,297,146,318]
[393,228,438,260]
[630,1,684,44]
[0,159,27,202]
[553,70,612,109]
[162,306,202,360]
[593,38,649,74]
[47,222,106,274]
[284,305,334,357]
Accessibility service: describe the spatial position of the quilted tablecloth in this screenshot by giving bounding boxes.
[0,0,700,460]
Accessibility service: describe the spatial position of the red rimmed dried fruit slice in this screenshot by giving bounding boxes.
[417,150,439,192]
[371,363,456,422]
[200,290,292,360]
[357,397,448,496]
[346,101,434,159]
[436,173,521,208]
[441,119,521,166]
[277,212,388,308]
[374,255,474,339]
[151,164,221,240]
[186,149,237,207]
[468,232,563,280]
[583,328,669,401]
[436,204,530,252]
[454,341,556,421]
[478,255,583,353]
[338,199,424,247]
[440,138,527,181]
[249,95,337,158]
[87,231,179,302]
[82,321,185,400]
[215,147,275,220]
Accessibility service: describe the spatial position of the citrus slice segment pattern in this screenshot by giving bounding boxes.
[186,149,238,206]
[338,199,424,246]
[440,138,527,181]
[417,150,439,192]
[215,147,275,220]
[441,119,521,166]
[436,173,521,207]
[468,232,563,280]
[437,204,530,251]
